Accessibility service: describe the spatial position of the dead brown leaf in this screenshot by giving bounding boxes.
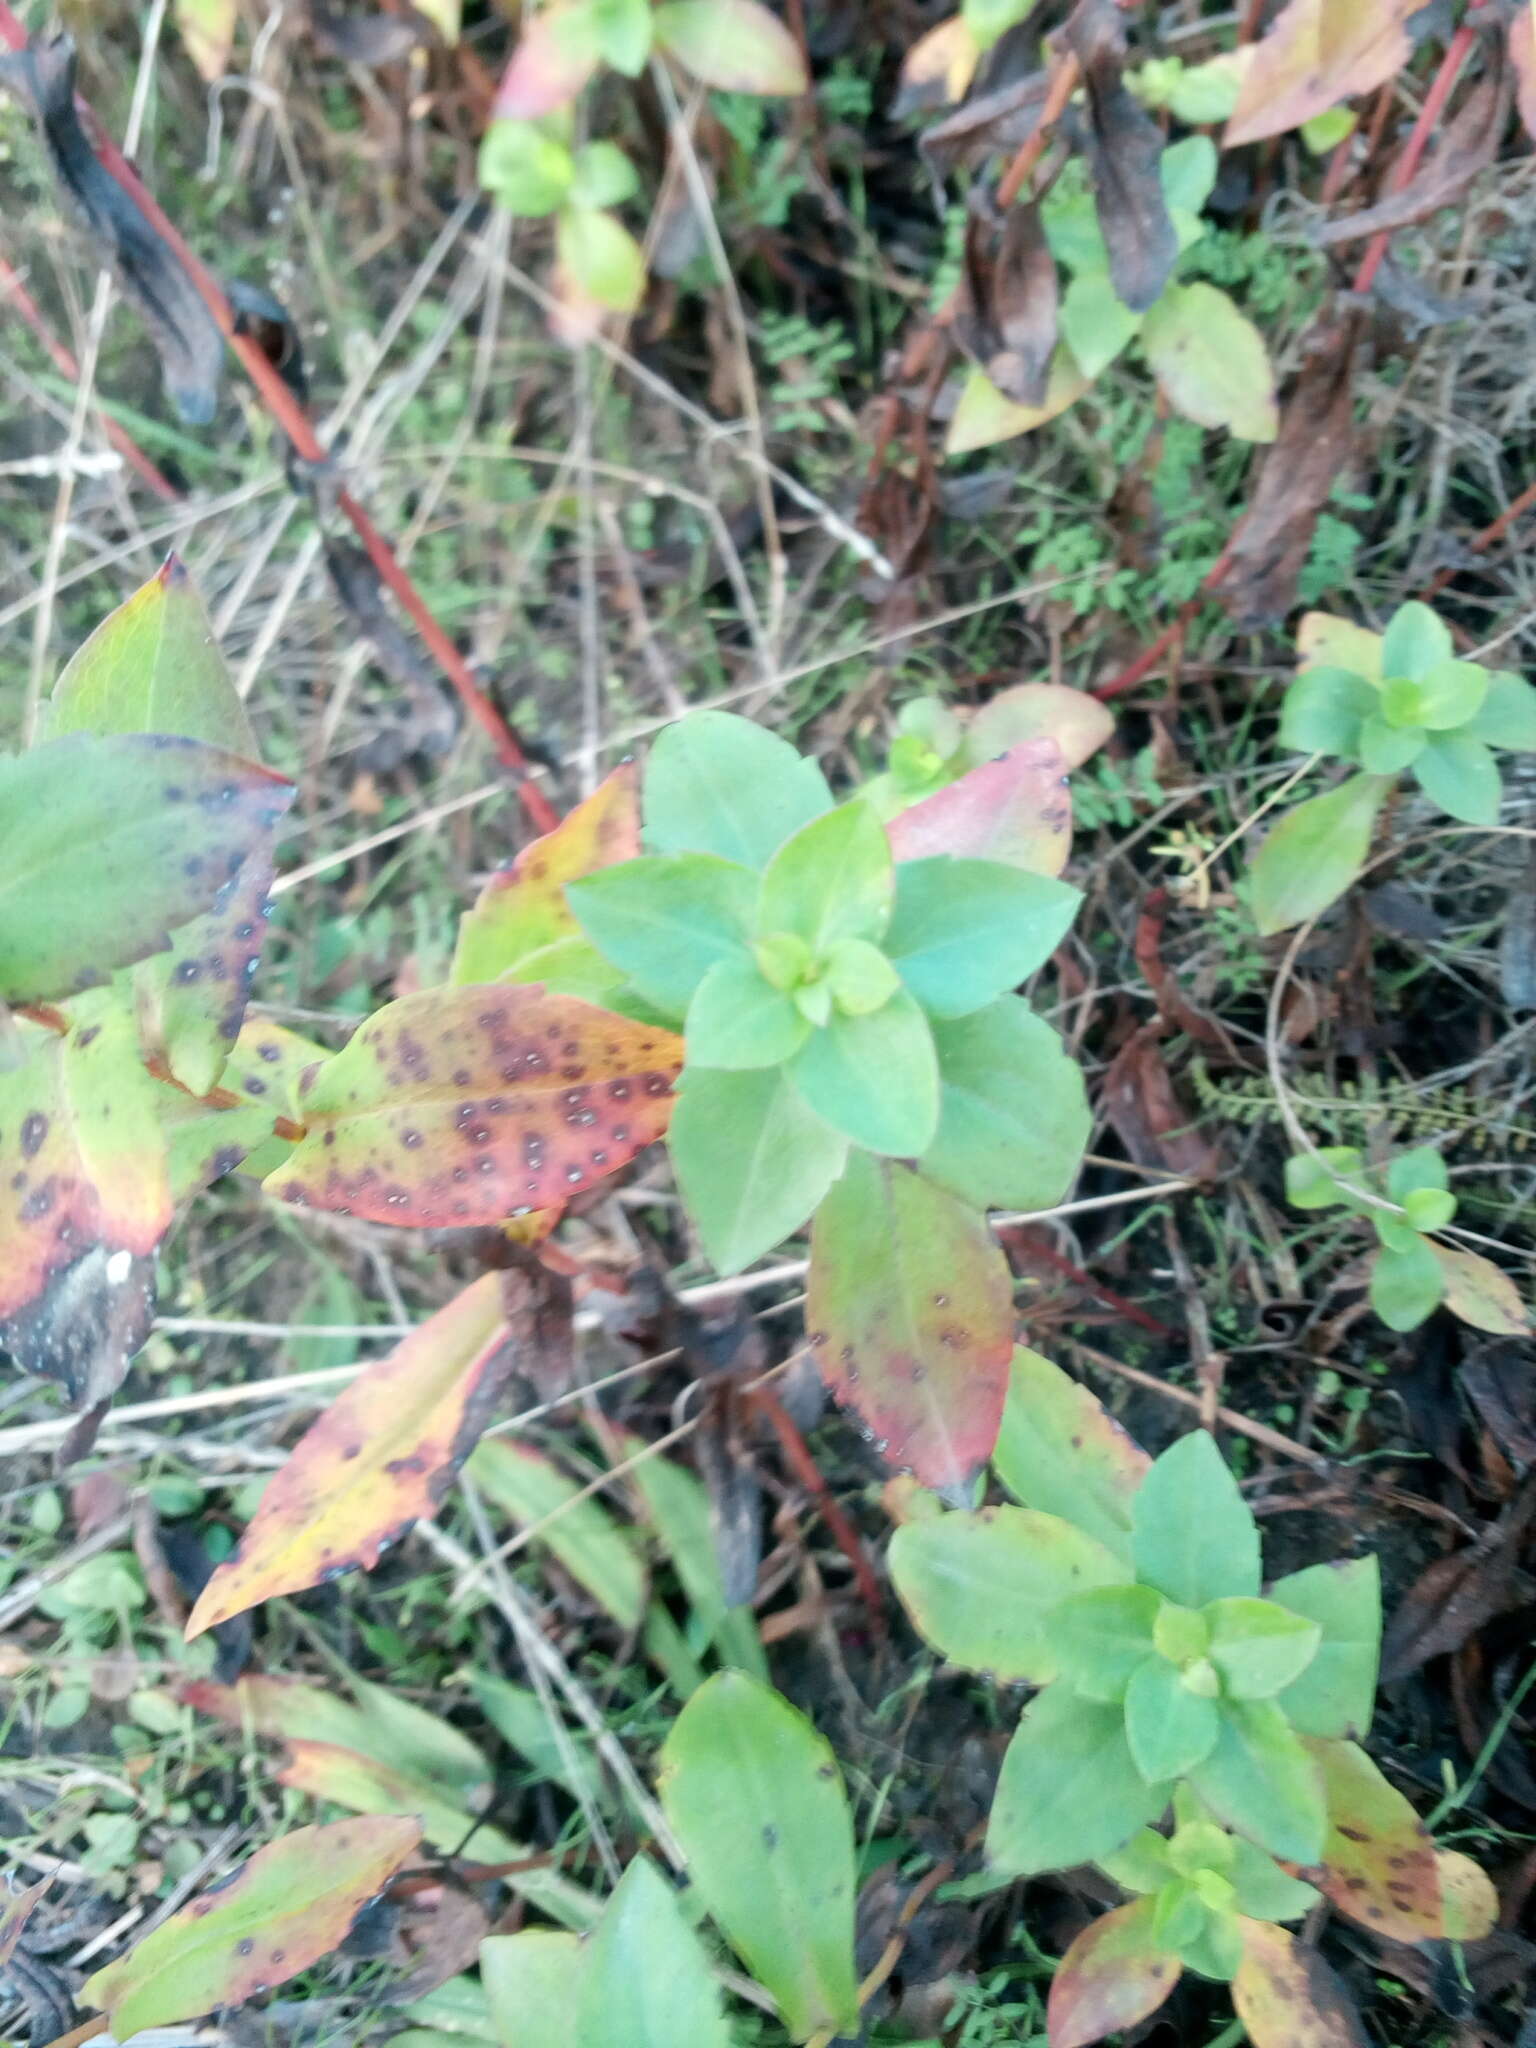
[1100,1019,1225,1179]
[1062,0,1177,313]
[952,201,1058,407]
[1315,58,1511,246]
[1379,1472,1536,1680]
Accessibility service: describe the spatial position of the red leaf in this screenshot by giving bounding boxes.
[185,1274,518,1636]
[493,1,599,117]
[888,740,1072,876]
[1047,1898,1181,2048]
[807,1155,1014,1499]
[263,986,682,1227]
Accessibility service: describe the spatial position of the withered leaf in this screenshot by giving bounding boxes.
[1215,310,1361,626]
[309,2,432,65]
[1461,1341,1536,1467]
[1062,0,1177,313]
[0,35,224,424]
[921,70,1049,177]
[1315,59,1511,247]
[1379,1473,1536,1680]
[952,201,1058,408]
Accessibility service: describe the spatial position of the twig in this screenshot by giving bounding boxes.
[1350,16,1483,298]
[1063,1337,1329,1468]
[997,53,1082,210]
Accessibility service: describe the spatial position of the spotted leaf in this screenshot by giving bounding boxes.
[807,1154,1014,1500]
[262,987,682,1226]
[1230,1918,1369,2048]
[451,763,639,998]
[158,1015,324,1198]
[0,1006,170,1405]
[887,740,1072,877]
[81,1817,421,2040]
[186,1275,518,1636]
[1047,1896,1181,2048]
[136,852,277,1095]
[1305,1738,1441,1941]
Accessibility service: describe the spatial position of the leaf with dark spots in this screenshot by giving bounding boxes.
[80,1817,422,2040]
[0,1007,169,1407]
[1220,311,1368,622]
[0,732,293,1005]
[137,852,276,1096]
[158,1016,326,1198]
[888,740,1072,876]
[451,763,639,995]
[1305,1738,1442,1941]
[1225,0,1421,149]
[0,35,225,423]
[952,201,1058,408]
[1047,1898,1181,2048]
[1313,62,1510,247]
[807,1154,1014,1499]
[1061,0,1177,313]
[264,986,682,1227]
[322,542,457,763]
[1379,1472,1536,1680]
[186,1274,519,1636]
[48,555,257,756]
[1231,1918,1370,2048]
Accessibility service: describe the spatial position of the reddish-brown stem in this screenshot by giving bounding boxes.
[17,1003,71,1032]
[0,0,559,837]
[1351,16,1482,296]
[1091,538,1237,702]
[752,1381,887,1644]
[997,53,1082,210]
[1,257,180,501]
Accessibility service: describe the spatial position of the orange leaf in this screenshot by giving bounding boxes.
[451,763,638,990]
[81,1817,420,2039]
[1306,1738,1441,1941]
[1225,0,1416,148]
[1231,1919,1368,2047]
[263,986,682,1226]
[1047,1897,1181,2048]
[185,1275,515,1635]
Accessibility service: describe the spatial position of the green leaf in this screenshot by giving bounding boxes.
[643,711,832,869]
[557,206,646,312]
[49,557,256,755]
[1132,1433,1260,1609]
[578,1857,730,2048]
[658,1673,858,2042]
[1382,659,1487,732]
[1158,133,1219,212]
[653,0,808,93]
[1467,669,1536,749]
[1058,270,1141,381]
[591,0,651,75]
[569,138,641,209]
[889,1504,1129,1683]
[479,119,575,216]
[963,0,1033,51]
[1357,713,1424,775]
[82,1818,421,2039]
[757,800,894,955]
[1227,1839,1320,1923]
[0,735,292,1005]
[1249,773,1390,936]
[1046,1897,1182,2048]
[483,1931,584,2048]
[1368,1236,1445,1330]
[883,858,1079,1017]
[567,853,757,1016]
[989,1688,1172,1877]
[1412,731,1502,825]
[1099,1828,1177,1895]
[823,937,900,1015]
[917,997,1089,1212]
[1268,1558,1380,1741]
[1205,1599,1320,1699]
[1283,1146,1363,1211]
[685,954,809,1069]
[1125,1659,1221,1781]
[1048,1584,1163,1701]
[807,1154,1014,1498]
[1190,1701,1326,1865]
[1380,601,1453,682]
[1401,1186,1455,1231]
[788,988,939,1155]
[1277,666,1377,758]
[992,1348,1150,1562]
[1139,283,1278,442]
[468,1439,646,1631]
[669,1064,846,1276]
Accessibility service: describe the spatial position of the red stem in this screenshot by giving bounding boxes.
[0,1,559,837]
[1351,17,1481,297]
[1,257,181,501]
[753,1382,887,1644]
